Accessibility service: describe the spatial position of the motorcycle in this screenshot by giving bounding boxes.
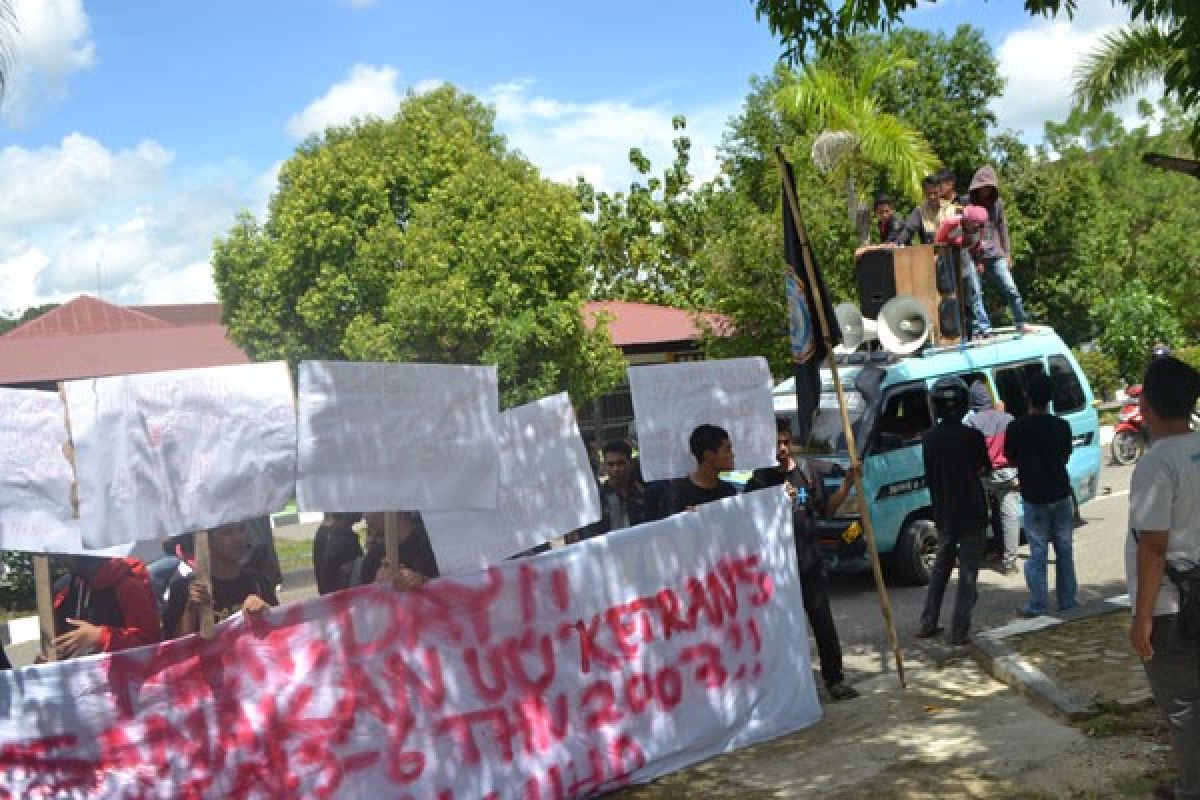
[1110,385,1200,465]
[1111,385,1148,466]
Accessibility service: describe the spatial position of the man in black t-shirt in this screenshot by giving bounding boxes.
[918,377,990,646]
[662,424,738,515]
[162,523,278,638]
[1004,373,1077,616]
[747,419,860,701]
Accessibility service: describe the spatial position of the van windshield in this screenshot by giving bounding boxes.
[806,389,866,454]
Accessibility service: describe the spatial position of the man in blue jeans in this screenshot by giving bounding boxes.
[964,165,1028,336]
[1004,373,1076,616]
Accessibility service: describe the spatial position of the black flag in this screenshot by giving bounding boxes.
[780,155,841,442]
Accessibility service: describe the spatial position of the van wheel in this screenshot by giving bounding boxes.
[892,518,938,586]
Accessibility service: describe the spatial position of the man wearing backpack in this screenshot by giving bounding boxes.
[965,381,1020,575]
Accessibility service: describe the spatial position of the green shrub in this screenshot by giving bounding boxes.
[0,551,36,612]
[1174,345,1200,373]
[1073,349,1120,402]
[1094,284,1184,383]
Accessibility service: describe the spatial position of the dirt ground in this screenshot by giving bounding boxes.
[611,655,1175,800]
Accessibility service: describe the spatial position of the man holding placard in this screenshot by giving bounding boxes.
[161,523,277,637]
[663,425,739,515]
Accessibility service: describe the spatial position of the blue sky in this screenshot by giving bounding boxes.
[0,0,1151,312]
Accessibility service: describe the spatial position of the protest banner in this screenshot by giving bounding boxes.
[296,361,500,512]
[0,490,820,799]
[423,393,601,575]
[627,357,777,482]
[63,363,297,549]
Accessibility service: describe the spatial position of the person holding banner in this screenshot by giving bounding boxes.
[577,441,654,540]
[747,419,860,701]
[663,425,739,515]
[313,512,364,595]
[161,523,278,638]
[354,512,439,589]
[50,555,161,658]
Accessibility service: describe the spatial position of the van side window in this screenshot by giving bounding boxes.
[994,361,1045,417]
[1048,355,1086,414]
[874,386,933,452]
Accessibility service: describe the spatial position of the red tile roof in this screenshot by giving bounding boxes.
[0,325,251,385]
[132,303,223,327]
[583,300,729,348]
[4,295,170,338]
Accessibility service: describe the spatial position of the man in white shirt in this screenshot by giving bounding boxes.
[1127,356,1200,800]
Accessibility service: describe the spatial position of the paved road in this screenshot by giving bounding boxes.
[831,460,1135,680]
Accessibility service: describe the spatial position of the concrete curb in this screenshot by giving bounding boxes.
[970,596,1132,721]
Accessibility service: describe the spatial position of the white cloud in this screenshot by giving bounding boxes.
[485,81,732,193]
[0,134,172,228]
[0,133,262,310]
[286,64,404,139]
[3,0,96,126]
[993,0,1160,143]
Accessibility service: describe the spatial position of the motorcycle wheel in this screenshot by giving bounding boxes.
[1111,430,1144,466]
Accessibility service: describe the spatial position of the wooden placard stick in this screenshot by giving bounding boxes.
[384,512,400,575]
[36,382,81,663]
[194,530,215,639]
[33,555,56,663]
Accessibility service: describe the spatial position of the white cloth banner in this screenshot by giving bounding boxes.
[0,490,820,799]
[296,361,500,512]
[423,393,602,575]
[628,357,778,482]
[64,363,297,548]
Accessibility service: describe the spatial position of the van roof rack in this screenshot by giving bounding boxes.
[833,325,1050,363]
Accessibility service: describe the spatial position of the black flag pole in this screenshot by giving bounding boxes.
[775,146,906,689]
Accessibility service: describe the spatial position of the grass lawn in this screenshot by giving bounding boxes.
[274,537,313,574]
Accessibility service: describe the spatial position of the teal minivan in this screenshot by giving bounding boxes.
[773,326,1102,585]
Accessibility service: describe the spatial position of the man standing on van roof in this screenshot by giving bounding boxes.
[965,381,1020,575]
[1004,373,1078,617]
[918,377,991,646]
[964,165,1028,337]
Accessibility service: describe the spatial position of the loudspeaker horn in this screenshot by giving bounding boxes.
[834,302,878,353]
[878,295,932,355]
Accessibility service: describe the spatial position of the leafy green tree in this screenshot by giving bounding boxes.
[867,26,1006,186]
[752,0,1200,150]
[699,73,859,374]
[776,46,940,241]
[213,86,625,407]
[580,116,709,307]
[1094,281,1184,383]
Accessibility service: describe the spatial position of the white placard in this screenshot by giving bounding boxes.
[0,388,77,552]
[0,489,820,799]
[628,357,777,482]
[423,392,601,574]
[65,363,297,548]
[296,361,500,512]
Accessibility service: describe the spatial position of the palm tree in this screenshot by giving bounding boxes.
[775,47,939,244]
[1072,18,1182,117]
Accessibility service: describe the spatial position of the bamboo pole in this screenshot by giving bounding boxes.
[194,531,214,639]
[33,555,56,662]
[776,146,907,688]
